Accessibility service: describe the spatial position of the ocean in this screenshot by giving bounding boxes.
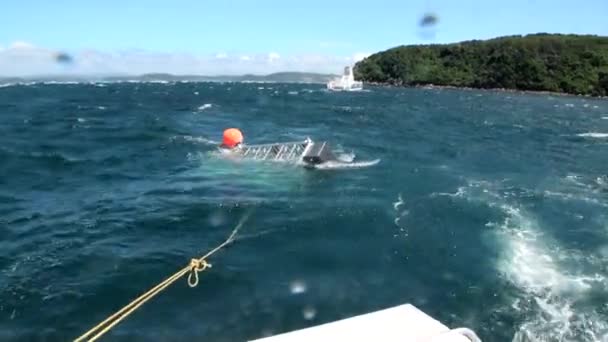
[1,81,607,341]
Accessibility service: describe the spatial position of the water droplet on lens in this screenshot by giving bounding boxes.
[302,306,316,320]
[209,211,226,227]
[290,280,307,294]
[260,329,274,337]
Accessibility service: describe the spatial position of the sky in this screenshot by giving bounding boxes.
[1,0,607,76]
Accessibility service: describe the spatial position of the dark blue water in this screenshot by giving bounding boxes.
[1,82,607,341]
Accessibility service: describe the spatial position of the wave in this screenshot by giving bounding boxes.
[6,150,83,165]
[543,190,608,208]
[311,159,380,169]
[197,104,213,111]
[576,132,608,138]
[330,105,364,113]
[170,135,219,145]
[439,179,608,341]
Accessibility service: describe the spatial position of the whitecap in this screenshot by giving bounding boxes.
[576,132,608,138]
[197,104,213,111]
[311,159,380,170]
[543,190,608,208]
[172,135,218,145]
[429,186,467,198]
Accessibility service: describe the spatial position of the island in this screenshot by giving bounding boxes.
[354,33,608,96]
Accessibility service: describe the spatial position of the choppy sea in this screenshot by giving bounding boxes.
[1,81,607,341]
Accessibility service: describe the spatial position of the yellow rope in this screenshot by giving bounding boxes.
[74,210,253,342]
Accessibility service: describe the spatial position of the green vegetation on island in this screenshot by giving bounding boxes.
[354,33,608,96]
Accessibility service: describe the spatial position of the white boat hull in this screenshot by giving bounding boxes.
[327,82,363,92]
[249,303,481,342]
[327,66,364,91]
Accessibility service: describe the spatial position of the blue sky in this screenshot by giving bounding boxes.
[1,0,607,76]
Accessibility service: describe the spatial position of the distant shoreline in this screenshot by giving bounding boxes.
[0,71,337,86]
[2,77,606,99]
[364,82,608,99]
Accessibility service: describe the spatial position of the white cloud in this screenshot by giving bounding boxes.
[352,52,371,63]
[267,52,280,62]
[0,42,359,76]
[9,41,36,50]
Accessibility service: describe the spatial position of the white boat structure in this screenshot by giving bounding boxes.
[223,138,331,167]
[249,303,481,342]
[327,66,363,91]
[221,137,379,169]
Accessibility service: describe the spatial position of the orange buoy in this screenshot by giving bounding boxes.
[222,128,243,148]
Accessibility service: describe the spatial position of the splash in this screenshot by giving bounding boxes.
[336,152,355,163]
[392,193,409,236]
[446,179,608,341]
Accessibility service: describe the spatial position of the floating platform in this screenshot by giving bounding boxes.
[249,304,481,342]
[228,138,337,167]
[236,139,311,163]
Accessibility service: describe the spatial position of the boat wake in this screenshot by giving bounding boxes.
[434,179,608,342]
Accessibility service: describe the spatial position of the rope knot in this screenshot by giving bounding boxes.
[187,259,211,287]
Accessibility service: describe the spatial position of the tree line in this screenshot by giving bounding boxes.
[354,34,608,96]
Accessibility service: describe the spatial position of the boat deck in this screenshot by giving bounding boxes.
[248,303,480,342]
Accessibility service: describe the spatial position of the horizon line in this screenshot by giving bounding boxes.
[0,70,341,79]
